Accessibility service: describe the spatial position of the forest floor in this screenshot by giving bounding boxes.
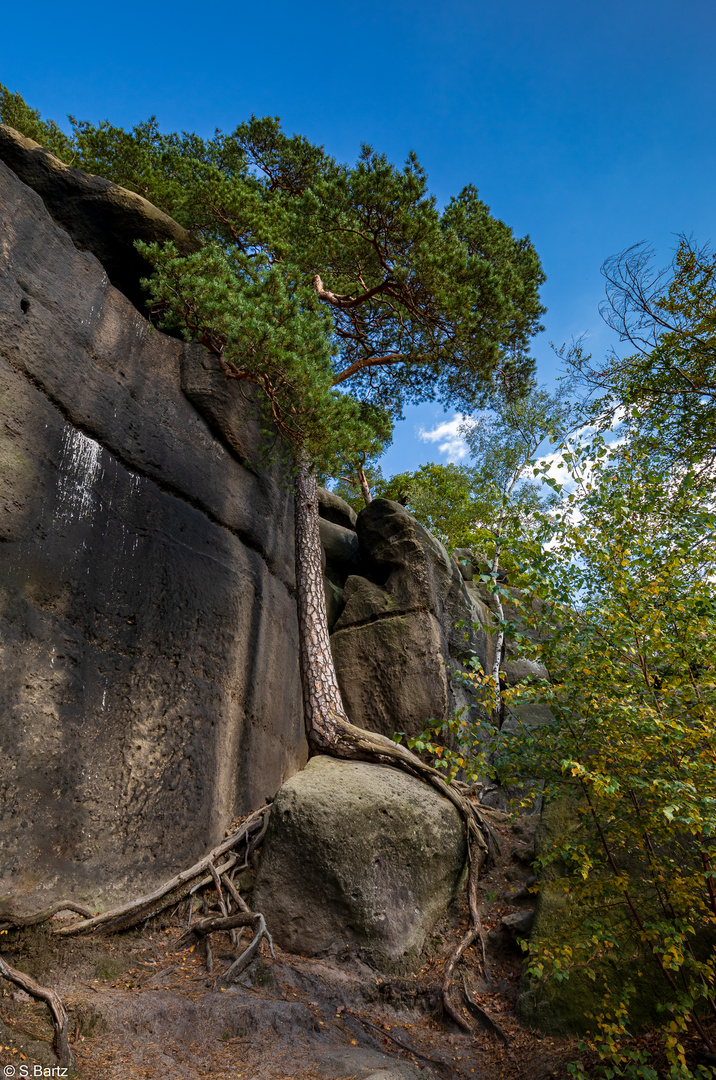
[0,808,653,1080]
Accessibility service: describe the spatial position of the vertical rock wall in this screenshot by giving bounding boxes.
[0,158,306,910]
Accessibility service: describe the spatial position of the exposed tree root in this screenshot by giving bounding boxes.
[440,838,497,1035]
[180,911,275,984]
[323,717,493,856]
[0,900,93,931]
[316,718,506,1041]
[54,805,270,937]
[0,955,75,1069]
[461,972,509,1044]
[6,716,502,1046]
[221,913,274,984]
[346,1008,452,1068]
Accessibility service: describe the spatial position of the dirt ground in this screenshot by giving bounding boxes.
[1,807,702,1080]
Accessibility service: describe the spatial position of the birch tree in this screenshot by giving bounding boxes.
[461,387,572,719]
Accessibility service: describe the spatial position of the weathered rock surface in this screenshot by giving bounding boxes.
[254,756,467,969]
[329,499,490,740]
[318,486,358,530]
[319,517,362,583]
[0,157,306,911]
[0,124,200,313]
[331,606,449,738]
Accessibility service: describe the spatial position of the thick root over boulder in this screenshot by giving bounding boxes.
[311,717,505,1037]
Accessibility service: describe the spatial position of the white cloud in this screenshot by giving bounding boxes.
[418,413,474,462]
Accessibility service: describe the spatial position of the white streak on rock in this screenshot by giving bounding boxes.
[56,427,103,524]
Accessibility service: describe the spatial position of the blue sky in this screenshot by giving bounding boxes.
[2,0,714,474]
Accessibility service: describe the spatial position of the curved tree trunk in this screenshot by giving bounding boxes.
[294,452,350,750]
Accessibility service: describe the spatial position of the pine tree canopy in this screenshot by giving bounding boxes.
[1,87,546,474]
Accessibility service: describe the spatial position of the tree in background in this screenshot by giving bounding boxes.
[379,461,484,549]
[460,386,573,717]
[566,237,716,469]
[327,441,389,509]
[329,457,385,510]
[382,389,572,716]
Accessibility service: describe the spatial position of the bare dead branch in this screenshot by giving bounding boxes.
[0,900,93,931]
[313,273,393,308]
[0,955,75,1069]
[222,873,251,913]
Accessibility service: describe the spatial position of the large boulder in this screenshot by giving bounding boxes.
[331,604,448,738]
[354,498,454,612]
[0,157,306,912]
[254,756,467,970]
[0,124,200,313]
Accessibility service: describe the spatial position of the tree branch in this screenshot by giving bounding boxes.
[331,353,412,386]
[312,274,392,308]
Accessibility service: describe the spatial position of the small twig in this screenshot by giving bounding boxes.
[1,1015,55,1044]
[221,871,250,946]
[235,810,271,871]
[222,874,251,913]
[0,955,75,1069]
[208,861,227,915]
[189,854,239,894]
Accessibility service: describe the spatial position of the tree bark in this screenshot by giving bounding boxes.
[358,468,373,505]
[294,451,350,749]
[489,528,505,721]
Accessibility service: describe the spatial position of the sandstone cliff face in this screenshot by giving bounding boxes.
[0,155,307,910]
[0,124,200,314]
